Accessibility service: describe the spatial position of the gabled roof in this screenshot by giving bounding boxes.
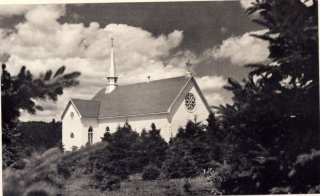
[70,99,100,118]
[62,76,207,119]
[93,76,190,118]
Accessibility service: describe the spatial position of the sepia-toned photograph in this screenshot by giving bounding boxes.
[1,0,319,195]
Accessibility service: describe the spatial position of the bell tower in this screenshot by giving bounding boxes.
[106,38,118,93]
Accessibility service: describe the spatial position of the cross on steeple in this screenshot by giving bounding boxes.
[111,37,114,47]
[185,59,193,77]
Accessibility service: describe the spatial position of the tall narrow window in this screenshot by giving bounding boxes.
[88,127,93,144]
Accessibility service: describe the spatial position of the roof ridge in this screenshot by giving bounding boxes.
[71,98,101,102]
[114,75,188,87]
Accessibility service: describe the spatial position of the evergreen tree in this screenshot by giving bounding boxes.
[1,64,80,168]
[163,120,210,178]
[216,0,319,193]
[139,123,169,168]
[89,123,141,189]
[101,126,112,142]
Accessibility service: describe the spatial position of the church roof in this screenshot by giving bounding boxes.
[91,76,190,118]
[62,75,210,120]
[70,99,100,118]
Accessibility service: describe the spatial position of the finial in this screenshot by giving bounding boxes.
[185,59,193,77]
[111,37,114,47]
[186,59,192,68]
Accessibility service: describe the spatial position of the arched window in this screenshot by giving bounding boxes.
[106,126,110,132]
[88,127,93,144]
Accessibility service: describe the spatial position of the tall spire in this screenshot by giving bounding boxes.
[106,38,118,93]
[109,38,116,77]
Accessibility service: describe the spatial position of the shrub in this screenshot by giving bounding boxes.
[183,178,192,193]
[26,189,49,196]
[95,175,121,191]
[142,164,160,180]
[203,163,230,194]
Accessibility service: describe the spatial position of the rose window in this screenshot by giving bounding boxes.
[185,93,196,112]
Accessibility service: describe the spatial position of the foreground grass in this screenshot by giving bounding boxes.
[58,174,212,196]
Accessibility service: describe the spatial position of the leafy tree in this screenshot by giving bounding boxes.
[216,0,319,194]
[1,64,80,167]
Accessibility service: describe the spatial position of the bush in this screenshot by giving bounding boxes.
[183,178,192,193]
[95,175,121,191]
[142,164,160,180]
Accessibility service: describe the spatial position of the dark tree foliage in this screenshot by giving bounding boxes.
[88,123,140,190]
[101,126,112,143]
[142,164,161,180]
[2,65,80,128]
[216,0,319,194]
[205,113,234,165]
[162,120,211,178]
[162,137,198,179]
[90,122,169,189]
[139,123,169,168]
[19,121,62,152]
[1,64,80,168]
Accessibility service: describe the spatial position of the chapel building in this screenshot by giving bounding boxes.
[61,40,211,151]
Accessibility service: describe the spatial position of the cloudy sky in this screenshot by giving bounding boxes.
[0,0,270,122]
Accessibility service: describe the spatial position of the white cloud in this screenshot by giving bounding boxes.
[301,0,314,7]
[205,93,226,107]
[195,75,228,106]
[211,30,269,65]
[2,4,224,121]
[196,75,227,91]
[187,76,229,107]
[0,5,34,17]
[1,4,231,121]
[240,0,256,9]
[241,0,314,9]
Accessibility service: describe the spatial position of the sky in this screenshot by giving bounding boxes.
[0,0,270,122]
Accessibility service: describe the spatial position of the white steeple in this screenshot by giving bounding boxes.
[106,38,118,93]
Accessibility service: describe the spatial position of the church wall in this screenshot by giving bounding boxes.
[62,103,85,151]
[128,114,170,141]
[97,113,171,142]
[98,117,126,135]
[168,81,210,136]
[81,118,99,145]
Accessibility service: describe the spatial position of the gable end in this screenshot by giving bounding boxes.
[61,99,83,120]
